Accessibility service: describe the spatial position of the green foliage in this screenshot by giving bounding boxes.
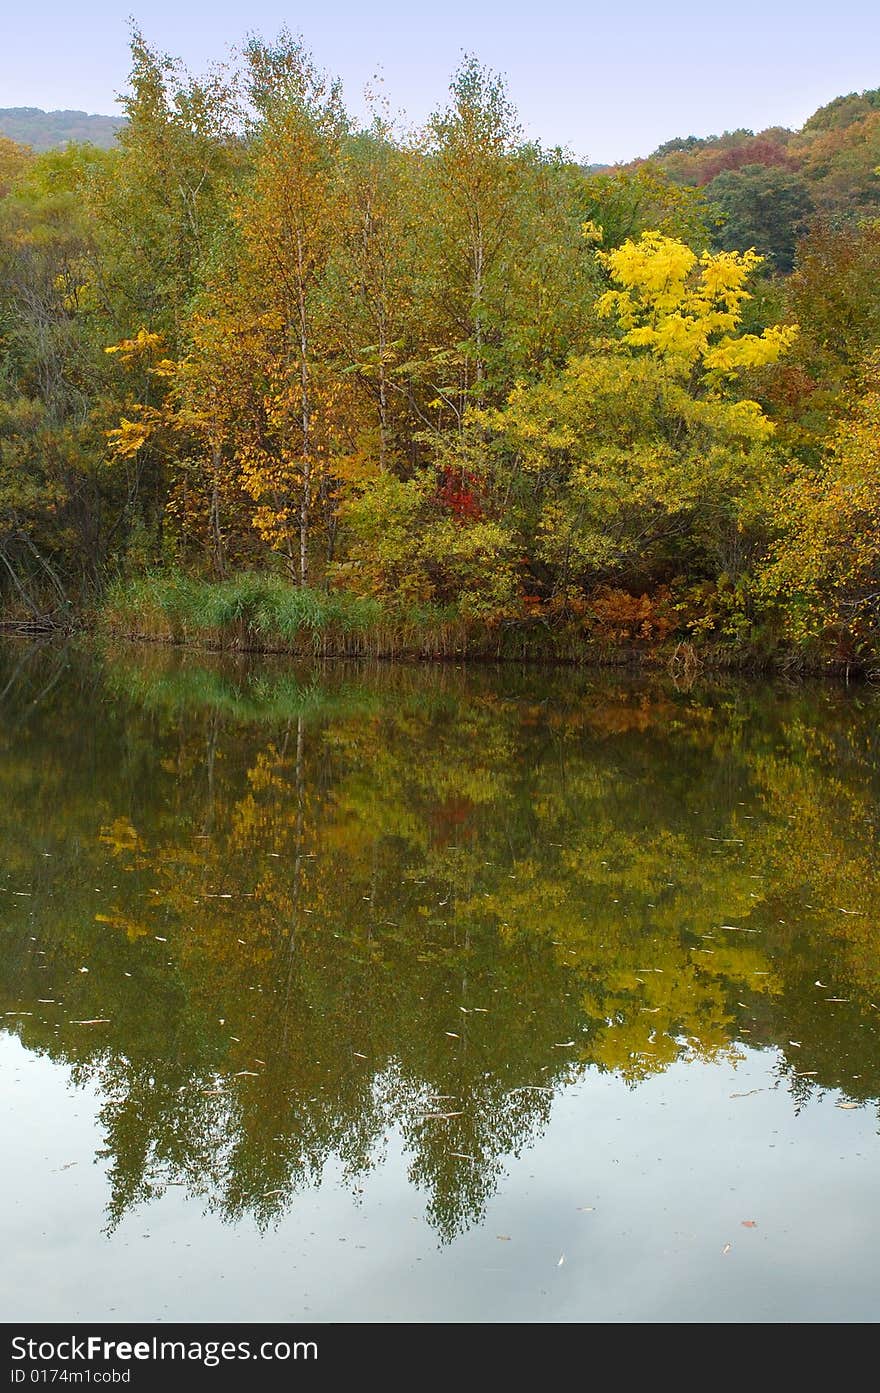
[706,165,814,272]
[2,28,879,668]
[338,467,518,617]
[759,353,880,659]
[486,352,782,589]
[579,162,712,250]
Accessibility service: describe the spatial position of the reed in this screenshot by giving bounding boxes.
[100,572,473,659]
[97,571,836,673]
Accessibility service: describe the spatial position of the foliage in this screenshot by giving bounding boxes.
[485,351,782,592]
[760,354,880,658]
[595,232,797,381]
[1,29,878,667]
[705,165,814,273]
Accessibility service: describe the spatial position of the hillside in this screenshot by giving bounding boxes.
[0,107,124,151]
[640,87,880,270]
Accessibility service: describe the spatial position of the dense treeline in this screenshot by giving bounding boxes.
[1,30,879,669]
[649,88,880,273]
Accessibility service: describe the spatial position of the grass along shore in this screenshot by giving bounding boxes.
[81,571,866,677]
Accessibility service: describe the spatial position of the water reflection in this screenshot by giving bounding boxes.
[1,640,878,1241]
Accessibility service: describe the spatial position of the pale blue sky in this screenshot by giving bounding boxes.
[1,1,878,162]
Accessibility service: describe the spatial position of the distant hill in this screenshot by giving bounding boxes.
[0,107,124,151]
[635,87,880,271]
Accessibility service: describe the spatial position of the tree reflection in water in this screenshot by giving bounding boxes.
[1,640,878,1240]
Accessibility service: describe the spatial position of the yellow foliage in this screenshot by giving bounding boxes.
[106,408,165,458]
[597,232,798,387]
[105,328,166,364]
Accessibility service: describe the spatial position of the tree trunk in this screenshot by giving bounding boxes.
[296,229,311,589]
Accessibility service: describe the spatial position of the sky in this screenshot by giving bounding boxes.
[1,1,879,163]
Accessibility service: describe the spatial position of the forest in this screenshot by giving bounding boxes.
[1,29,879,671]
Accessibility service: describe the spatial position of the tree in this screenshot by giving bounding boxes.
[706,165,814,272]
[419,57,524,413]
[95,28,240,351]
[480,234,796,598]
[0,144,119,604]
[325,120,420,473]
[756,218,880,448]
[793,109,880,216]
[224,31,349,584]
[578,163,712,250]
[595,231,797,380]
[788,219,880,381]
[0,136,32,198]
[760,353,880,654]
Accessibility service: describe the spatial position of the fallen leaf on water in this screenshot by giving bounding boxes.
[741,1220,757,1228]
[722,1243,731,1255]
[69,1019,110,1025]
[496,1235,511,1241]
[553,1040,576,1047]
[444,1032,460,1039]
[837,1101,859,1110]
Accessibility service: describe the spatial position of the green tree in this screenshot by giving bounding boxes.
[706,164,814,272]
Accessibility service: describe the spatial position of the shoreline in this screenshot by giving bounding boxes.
[1,613,870,683]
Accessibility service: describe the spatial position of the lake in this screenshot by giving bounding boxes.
[1,639,879,1323]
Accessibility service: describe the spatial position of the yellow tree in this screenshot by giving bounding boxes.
[233,31,349,584]
[0,137,32,199]
[760,352,880,653]
[596,231,797,386]
[483,232,799,598]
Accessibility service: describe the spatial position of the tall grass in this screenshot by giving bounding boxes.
[98,570,806,670]
[100,572,472,659]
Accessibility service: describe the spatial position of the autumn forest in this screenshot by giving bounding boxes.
[2,29,880,670]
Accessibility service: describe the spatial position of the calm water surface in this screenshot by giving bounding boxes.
[1,640,879,1322]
